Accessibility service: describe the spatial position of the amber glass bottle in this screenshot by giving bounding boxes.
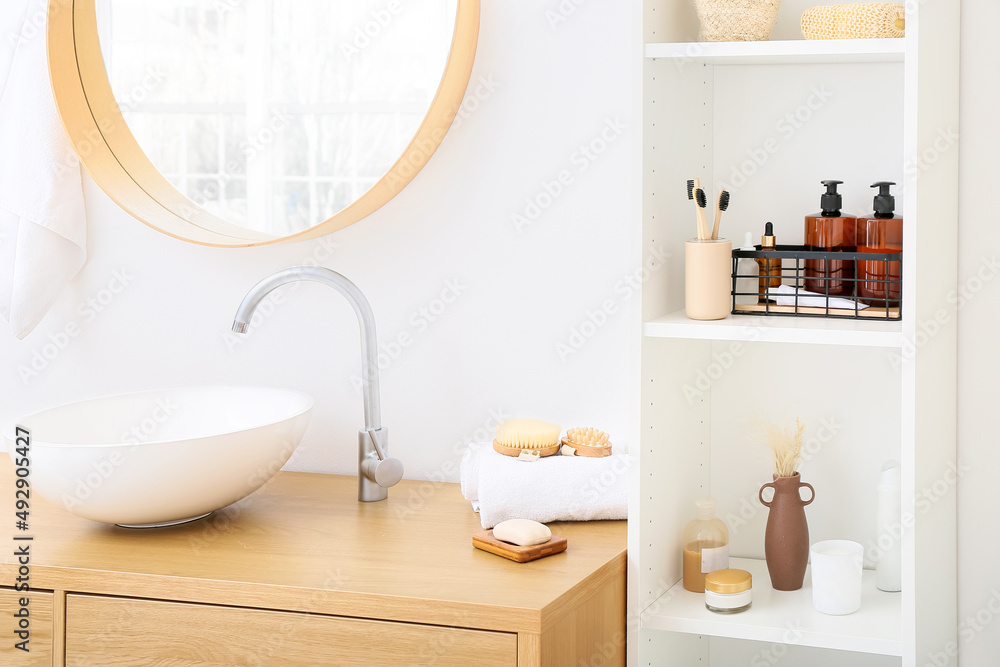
[756,222,781,302]
[682,498,730,593]
[856,182,902,306]
[804,180,857,296]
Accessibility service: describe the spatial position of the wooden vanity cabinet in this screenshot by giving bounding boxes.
[0,588,53,666]
[65,594,517,666]
[1,464,626,666]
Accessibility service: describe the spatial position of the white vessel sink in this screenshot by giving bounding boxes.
[3,387,313,528]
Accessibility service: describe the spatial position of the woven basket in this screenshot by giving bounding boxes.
[696,0,782,42]
[801,3,905,39]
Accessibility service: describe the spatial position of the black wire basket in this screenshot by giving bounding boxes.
[731,245,902,320]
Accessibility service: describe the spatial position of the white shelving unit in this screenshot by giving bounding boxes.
[629,1,959,666]
[641,558,902,656]
[644,38,905,65]
[644,310,903,348]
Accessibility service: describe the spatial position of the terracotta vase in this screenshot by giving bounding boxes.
[759,472,815,591]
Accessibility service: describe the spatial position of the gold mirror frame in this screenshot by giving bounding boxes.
[48,0,481,247]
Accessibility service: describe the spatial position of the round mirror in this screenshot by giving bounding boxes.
[49,0,480,246]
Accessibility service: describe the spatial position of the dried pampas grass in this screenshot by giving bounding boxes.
[752,417,806,478]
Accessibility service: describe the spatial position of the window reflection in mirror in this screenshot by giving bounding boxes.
[96,1,456,236]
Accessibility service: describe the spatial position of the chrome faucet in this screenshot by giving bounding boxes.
[231,266,403,502]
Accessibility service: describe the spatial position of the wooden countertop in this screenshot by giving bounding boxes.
[0,460,625,634]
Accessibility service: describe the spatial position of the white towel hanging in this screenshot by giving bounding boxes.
[0,0,87,340]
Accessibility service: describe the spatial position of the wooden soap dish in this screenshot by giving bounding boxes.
[473,530,568,563]
[492,440,561,458]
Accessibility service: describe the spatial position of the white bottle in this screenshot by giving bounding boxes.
[735,232,760,305]
[876,460,902,592]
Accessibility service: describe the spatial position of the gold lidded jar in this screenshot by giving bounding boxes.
[704,568,752,614]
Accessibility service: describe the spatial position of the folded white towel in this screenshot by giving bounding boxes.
[771,284,868,311]
[460,443,628,529]
[459,442,489,511]
[0,0,87,340]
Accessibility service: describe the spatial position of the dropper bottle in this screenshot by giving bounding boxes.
[735,232,760,306]
[756,222,780,303]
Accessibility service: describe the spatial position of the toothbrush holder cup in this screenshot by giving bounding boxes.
[685,238,733,320]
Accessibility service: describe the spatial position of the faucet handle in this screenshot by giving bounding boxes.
[364,455,404,488]
[359,428,403,501]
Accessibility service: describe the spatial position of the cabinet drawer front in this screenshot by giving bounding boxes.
[66,594,516,667]
[0,588,53,666]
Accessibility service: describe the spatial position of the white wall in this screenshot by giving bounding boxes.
[0,0,632,482]
[3,0,999,662]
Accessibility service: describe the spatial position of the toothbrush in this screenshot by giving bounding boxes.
[689,178,709,240]
[695,186,709,241]
[687,179,700,239]
[711,189,730,240]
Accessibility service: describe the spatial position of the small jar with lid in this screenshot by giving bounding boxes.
[704,568,752,614]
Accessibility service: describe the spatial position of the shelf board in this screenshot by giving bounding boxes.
[641,558,902,656]
[644,309,903,348]
[644,39,905,65]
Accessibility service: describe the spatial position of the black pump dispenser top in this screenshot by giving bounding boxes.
[820,180,844,216]
[871,181,896,219]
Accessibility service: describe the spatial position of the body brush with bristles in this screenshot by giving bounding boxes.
[493,419,562,458]
[562,427,613,457]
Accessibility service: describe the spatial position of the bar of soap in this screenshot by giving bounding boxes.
[493,519,552,547]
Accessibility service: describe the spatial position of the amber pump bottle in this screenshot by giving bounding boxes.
[856,181,902,306]
[804,180,857,296]
[757,222,781,302]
